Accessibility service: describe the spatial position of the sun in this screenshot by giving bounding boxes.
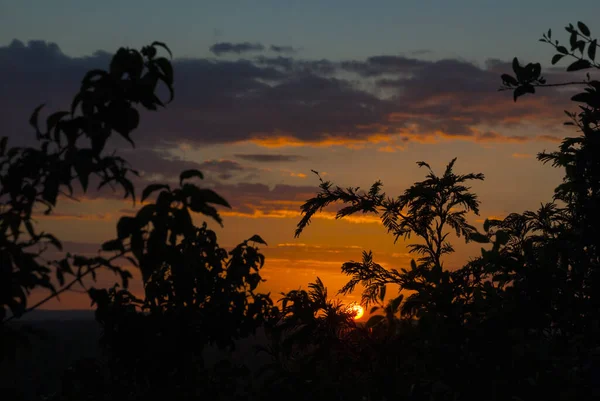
[346,303,364,320]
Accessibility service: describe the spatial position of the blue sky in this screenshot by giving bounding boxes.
[2,0,599,63]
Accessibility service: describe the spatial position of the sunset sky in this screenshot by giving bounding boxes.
[2,1,597,312]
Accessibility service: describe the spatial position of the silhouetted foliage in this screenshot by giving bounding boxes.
[4,19,600,401]
[1,42,275,400]
[288,21,600,401]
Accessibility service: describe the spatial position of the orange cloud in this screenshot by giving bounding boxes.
[34,212,114,221]
[512,153,533,159]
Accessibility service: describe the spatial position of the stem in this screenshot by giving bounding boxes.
[3,251,125,323]
[498,81,590,92]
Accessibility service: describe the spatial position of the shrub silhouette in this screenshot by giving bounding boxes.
[0,43,274,400]
[287,20,600,401]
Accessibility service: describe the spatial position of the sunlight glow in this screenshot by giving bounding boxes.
[347,303,364,320]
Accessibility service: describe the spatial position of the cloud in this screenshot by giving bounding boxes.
[234,153,307,162]
[270,45,298,54]
[209,41,265,55]
[0,38,576,156]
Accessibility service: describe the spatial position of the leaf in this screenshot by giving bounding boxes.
[589,40,597,61]
[512,57,520,75]
[248,234,268,246]
[196,188,231,208]
[501,74,518,86]
[73,149,94,192]
[468,232,490,244]
[570,31,578,50]
[552,54,565,65]
[117,216,137,239]
[59,259,73,275]
[557,46,569,55]
[29,103,45,133]
[151,41,173,58]
[42,178,60,206]
[567,59,592,72]
[0,136,7,157]
[56,269,65,287]
[179,169,204,186]
[101,239,125,252]
[513,84,535,102]
[154,57,174,85]
[495,230,510,246]
[390,295,403,313]
[578,21,590,36]
[379,284,386,302]
[135,204,156,226]
[141,184,170,202]
[44,234,63,251]
[571,93,591,103]
[46,111,69,134]
[366,315,385,328]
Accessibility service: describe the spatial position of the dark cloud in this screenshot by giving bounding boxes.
[254,56,336,75]
[270,45,298,54]
[0,38,575,157]
[340,55,428,77]
[116,149,254,182]
[234,154,307,163]
[210,42,265,56]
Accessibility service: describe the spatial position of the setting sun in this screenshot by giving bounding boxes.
[347,303,364,320]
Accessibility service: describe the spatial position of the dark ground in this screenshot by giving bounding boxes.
[0,310,272,400]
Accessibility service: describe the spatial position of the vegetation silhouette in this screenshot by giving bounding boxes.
[2,19,600,401]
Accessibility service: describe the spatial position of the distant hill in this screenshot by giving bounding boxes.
[17,309,96,321]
